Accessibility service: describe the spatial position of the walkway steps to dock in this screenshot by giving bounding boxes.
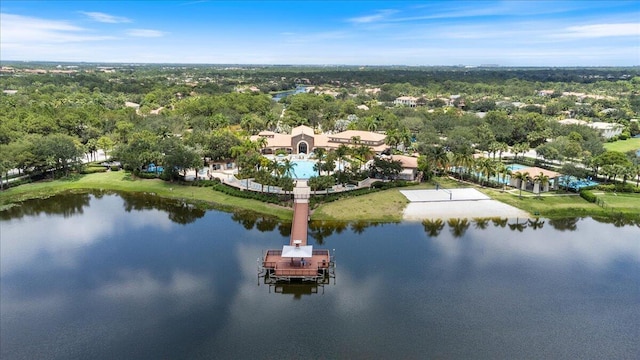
[290,181,310,245]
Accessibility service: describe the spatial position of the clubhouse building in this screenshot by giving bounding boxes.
[251,125,388,155]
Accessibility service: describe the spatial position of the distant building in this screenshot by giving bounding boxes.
[394,96,418,107]
[537,90,555,97]
[125,102,140,110]
[558,119,623,139]
[589,122,624,139]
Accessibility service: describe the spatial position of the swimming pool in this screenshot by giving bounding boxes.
[286,160,318,179]
[507,163,529,171]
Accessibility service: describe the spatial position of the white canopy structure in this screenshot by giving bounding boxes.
[282,245,313,258]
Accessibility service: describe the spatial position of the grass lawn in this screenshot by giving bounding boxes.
[480,187,640,219]
[603,137,640,153]
[311,178,464,222]
[596,192,640,213]
[0,171,293,220]
[311,188,409,222]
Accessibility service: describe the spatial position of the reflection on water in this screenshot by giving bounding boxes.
[262,281,333,299]
[0,192,91,220]
[1,193,639,359]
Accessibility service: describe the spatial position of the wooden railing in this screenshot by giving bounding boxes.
[262,261,277,268]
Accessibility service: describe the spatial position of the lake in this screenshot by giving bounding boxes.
[1,192,638,359]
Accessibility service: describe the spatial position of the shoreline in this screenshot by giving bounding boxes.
[1,172,639,223]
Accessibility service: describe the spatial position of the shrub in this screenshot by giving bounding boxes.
[371,180,410,190]
[209,182,283,204]
[136,172,159,179]
[580,189,597,203]
[80,166,108,174]
[596,183,640,193]
[110,166,120,171]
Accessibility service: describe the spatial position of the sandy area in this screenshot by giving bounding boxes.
[400,189,530,221]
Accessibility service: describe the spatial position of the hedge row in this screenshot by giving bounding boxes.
[80,166,108,174]
[579,189,597,203]
[596,183,640,193]
[133,170,161,179]
[207,181,284,204]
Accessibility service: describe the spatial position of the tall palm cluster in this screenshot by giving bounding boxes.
[416,146,551,196]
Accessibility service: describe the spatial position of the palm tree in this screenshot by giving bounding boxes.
[280,158,297,179]
[353,145,373,171]
[495,162,508,190]
[399,128,412,150]
[268,159,281,179]
[417,155,433,181]
[533,172,550,198]
[474,158,496,186]
[488,141,500,160]
[255,136,268,154]
[513,171,530,198]
[385,129,401,150]
[496,142,509,162]
[513,142,530,162]
[431,146,449,175]
[314,147,326,175]
[335,144,350,179]
[452,152,471,180]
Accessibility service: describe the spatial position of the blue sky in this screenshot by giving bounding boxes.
[1,1,639,66]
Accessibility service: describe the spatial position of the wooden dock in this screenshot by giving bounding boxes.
[260,181,335,282]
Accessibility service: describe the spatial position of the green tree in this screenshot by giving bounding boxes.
[513,171,530,198]
[96,136,114,159]
[33,134,83,177]
[161,137,202,179]
[533,172,550,198]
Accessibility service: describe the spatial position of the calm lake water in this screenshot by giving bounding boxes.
[1,192,639,359]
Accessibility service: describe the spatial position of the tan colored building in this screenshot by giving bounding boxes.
[390,155,419,181]
[509,166,561,193]
[251,125,387,155]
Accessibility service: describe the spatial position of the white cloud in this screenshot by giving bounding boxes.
[80,11,131,23]
[0,13,115,44]
[126,28,167,37]
[347,9,397,24]
[560,22,640,38]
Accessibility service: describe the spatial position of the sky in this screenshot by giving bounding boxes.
[1,0,639,66]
